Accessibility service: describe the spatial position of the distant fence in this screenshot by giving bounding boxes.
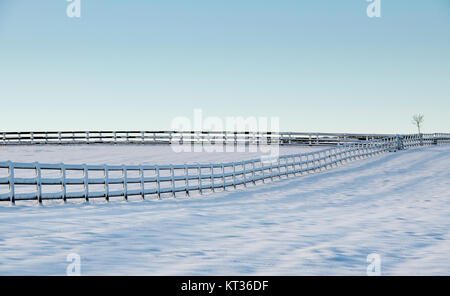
[1,133,449,205]
[0,131,395,146]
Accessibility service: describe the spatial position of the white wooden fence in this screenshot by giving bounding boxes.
[1,133,448,205]
[0,131,394,146]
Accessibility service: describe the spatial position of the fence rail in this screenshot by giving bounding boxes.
[1,133,449,205]
[0,131,396,146]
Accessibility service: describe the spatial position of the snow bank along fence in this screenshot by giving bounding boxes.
[1,131,395,146]
[1,133,449,205]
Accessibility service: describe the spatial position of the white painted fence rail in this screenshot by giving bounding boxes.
[0,131,395,146]
[1,133,448,205]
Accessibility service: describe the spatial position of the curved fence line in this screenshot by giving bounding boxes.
[0,131,397,146]
[0,133,449,205]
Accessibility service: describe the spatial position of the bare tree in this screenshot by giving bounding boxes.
[412,114,424,134]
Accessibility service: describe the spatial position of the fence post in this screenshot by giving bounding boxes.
[171,166,176,198]
[433,133,438,145]
[232,163,237,188]
[261,160,266,183]
[222,164,226,191]
[277,157,281,179]
[419,133,423,146]
[242,162,247,187]
[302,155,308,174]
[351,145,356,160]
[8,162,15,205]
[223,132,227,146]
[337,148,343,165]
[122,166,128,201]
[342,146,347,162]
[396,135,404,151]
[198,165,203,194]
[295,156,300,175]
[318,152,327,172]
[210,165,215,192]
[269,160,274,181]
[104,167,110,202]
[322,152,328,170]
[313,152,320,172]
[284,158,289,176]
[36,163,42,204]
[156,166,161,199]
[329,151,334,167]
[322,152,327,170]
[185,165,190,196]
[61,164,67,203]
[319,152,327,172]
[313,153,318,172]
[252,161,256,185]
[83,164,89,202]
[305,155,310,172]
[327,151,333,168]
[140,167,145,200]
[312,154,317,172]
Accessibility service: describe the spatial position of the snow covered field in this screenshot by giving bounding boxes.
[0,144,321,165]
[0,145,449,275]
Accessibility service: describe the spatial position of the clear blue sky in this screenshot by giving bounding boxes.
[0,0,449,133]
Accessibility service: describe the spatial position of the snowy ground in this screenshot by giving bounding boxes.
[0,144,321,165]
[0,145,449,275]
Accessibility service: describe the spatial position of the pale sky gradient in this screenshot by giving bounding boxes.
[0,0,449,133]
